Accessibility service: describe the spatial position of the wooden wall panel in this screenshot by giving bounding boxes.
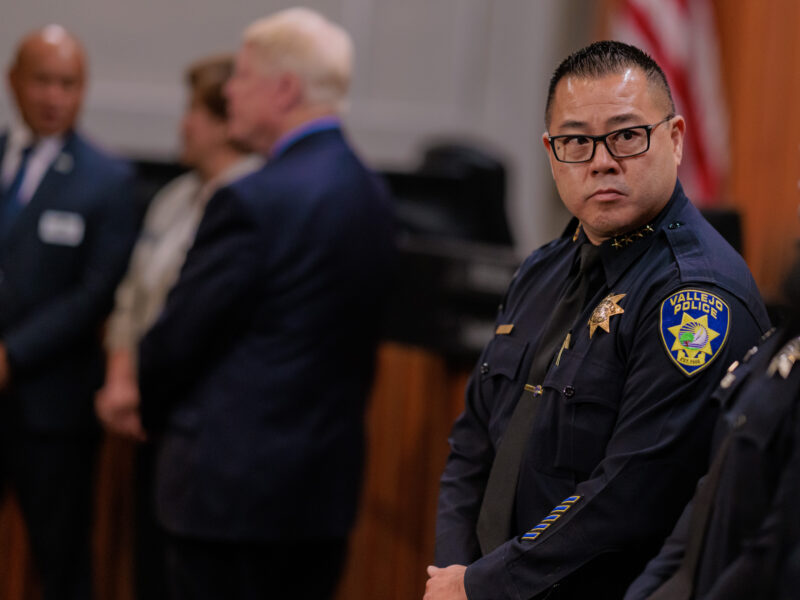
[712,0,800,300]
[0,496,38,600]
[334,344,467,600]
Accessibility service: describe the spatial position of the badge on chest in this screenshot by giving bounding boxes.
[588,293,626,338]
[38,210,85,247]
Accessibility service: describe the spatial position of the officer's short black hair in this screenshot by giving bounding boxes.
[545,40,676,127]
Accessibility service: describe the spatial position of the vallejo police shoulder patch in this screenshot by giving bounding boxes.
[660,288,730,377]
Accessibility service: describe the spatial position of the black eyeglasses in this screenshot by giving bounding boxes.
[547,115,674,163]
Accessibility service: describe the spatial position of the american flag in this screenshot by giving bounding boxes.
[610,0,728,207]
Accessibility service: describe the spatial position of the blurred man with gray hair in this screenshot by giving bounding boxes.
[139,8,394,599]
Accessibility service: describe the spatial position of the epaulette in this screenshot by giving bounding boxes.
[767,335,800,379]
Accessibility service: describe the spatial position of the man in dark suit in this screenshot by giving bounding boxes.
[138,8,394,600]
[0,25,135,600]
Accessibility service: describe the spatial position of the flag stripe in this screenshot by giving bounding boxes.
[613,0,727,206]
[624,0,717,200]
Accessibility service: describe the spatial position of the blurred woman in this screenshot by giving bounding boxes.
[94,54,262,599]
[96,54,260,439]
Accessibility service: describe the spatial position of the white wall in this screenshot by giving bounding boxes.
[0,0,597,253]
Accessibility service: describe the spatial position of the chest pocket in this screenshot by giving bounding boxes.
[532,344,624,478]
[479,335,529,440]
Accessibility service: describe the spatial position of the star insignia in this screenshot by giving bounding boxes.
[767,336,800,379]
[588,293,626,338]
[667,313,720,359]
[610,223,655,250]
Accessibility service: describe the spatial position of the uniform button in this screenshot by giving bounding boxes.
[720,372,736,389]
[668,221,683,230]
[734,414,747,428]
[563,385,575,398]
[743,345,758,362]
[480,363,490,375]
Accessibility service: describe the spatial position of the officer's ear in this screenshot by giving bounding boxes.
[542,131,556,179]
[669,115,686,166]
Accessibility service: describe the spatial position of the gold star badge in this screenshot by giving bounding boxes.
[767,336,800,379]
[667,313,721,363]
[588,293,626,338]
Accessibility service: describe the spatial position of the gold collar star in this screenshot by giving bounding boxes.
[609,224,655,250]
[572,222,582,242]
[767,336,800,379]
[588,293,626,338]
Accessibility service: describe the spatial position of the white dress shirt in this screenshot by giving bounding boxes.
[1,121,66,204]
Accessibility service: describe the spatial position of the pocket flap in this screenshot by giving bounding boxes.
[482,335,528,380]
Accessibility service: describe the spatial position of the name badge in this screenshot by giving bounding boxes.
[38,210,85,247]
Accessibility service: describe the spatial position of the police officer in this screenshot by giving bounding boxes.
[425,41,770,600]
[624,257,800,600]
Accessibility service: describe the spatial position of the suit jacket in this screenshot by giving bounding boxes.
[0,131,136,432]
[139,127,395,542]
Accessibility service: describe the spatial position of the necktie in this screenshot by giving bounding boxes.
[1,144,34,235]
[476,242,602,554]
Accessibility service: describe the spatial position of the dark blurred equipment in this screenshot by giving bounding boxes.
[701,208,743,254]
[384,236,519,367]
[386,142,513,246]
[379,144,518,364]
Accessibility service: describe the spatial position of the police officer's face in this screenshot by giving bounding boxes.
[543,68,685,245]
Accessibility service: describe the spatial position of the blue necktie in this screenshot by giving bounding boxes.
[1,144,34,235]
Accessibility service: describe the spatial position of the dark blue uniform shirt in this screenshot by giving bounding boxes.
[624,326,800,600]
[435,181,770,599]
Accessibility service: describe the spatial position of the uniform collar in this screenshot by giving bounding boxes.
[602,179,686,287]
[566,179,688,289]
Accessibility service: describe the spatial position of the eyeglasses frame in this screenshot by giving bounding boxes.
[547,115,675,164]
